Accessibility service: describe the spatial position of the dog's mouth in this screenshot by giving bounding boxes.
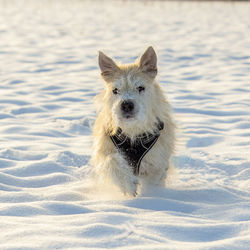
[124,114,134,119]
[122,111,136,120]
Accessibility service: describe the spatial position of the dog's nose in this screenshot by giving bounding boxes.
[121,100,134,113]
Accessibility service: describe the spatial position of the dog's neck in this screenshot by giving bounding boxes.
[110,119,164,175]
[114,120,164,141]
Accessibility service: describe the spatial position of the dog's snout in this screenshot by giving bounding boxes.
[121,100,134,113]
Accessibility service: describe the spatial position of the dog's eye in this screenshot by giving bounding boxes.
[137,86,145,93]
[112,88,119,95]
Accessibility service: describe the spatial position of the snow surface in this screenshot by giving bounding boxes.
[0,0,250,249]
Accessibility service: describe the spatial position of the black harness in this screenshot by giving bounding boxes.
[110,121,164,176]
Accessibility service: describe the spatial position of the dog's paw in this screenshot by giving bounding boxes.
[122,176,139,197]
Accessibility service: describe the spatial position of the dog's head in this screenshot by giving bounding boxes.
[98,46,162,138]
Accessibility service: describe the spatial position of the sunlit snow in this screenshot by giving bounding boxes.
[0,0,250,249]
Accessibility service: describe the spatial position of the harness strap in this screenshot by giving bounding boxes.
[110,120,164,175]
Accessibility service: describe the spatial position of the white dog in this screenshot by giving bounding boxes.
[91,46,175,196]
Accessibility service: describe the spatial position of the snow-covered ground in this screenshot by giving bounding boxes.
[0,0,250,249]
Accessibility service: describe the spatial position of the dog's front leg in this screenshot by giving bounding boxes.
[95,152,138,196]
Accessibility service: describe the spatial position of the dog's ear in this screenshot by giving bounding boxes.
[139,46,157,78]
[98,51,119,82]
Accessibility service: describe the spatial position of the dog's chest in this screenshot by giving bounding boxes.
[110,121,164,175]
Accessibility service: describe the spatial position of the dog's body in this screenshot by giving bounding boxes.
[91,47,175,196]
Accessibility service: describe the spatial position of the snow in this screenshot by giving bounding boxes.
[0,0,250,249]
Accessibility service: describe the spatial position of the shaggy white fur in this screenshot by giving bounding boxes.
[91,47,176,196]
